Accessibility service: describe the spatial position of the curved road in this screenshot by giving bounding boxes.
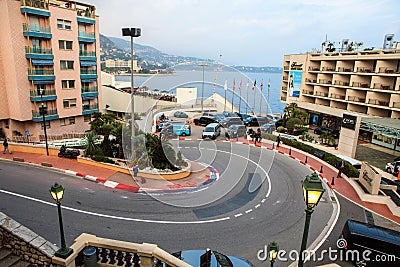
[0,141,334,266]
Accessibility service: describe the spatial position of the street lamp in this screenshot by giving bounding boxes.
[198,63,208,113]
[38,88,49,156]
[50,183,73,258]
[122,27,141,160]
[267,241,279,267]
[299,172,325,267]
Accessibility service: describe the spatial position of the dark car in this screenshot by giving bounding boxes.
[244,116,268,127]
[314,126,339,138]
[193,116,219,126]
[260,122,276,133]
[237,113,251,121]
[220,117,243,128]
[172,250,254,267]
[226,124,247,138]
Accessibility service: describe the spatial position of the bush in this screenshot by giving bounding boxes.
[262,133,277,142]
[277,126,285,133]
[285,118,304,134]
[92,155,115,164]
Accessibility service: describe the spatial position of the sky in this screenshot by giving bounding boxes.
[85,0,400,67]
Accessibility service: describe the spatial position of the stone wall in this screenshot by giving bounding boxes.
[0,212,61,267]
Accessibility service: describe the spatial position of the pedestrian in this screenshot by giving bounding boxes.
[133,164,139,178]
[3,138,11,154]
[277,134,281,147]
[256,128,262,143]
[337,159,345,178]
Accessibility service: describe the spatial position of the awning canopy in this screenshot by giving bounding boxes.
[80,61,97,67]
[81,79,97,83]
[33,80,54,85]
[32,59,54,65]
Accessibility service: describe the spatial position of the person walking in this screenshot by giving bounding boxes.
[337,159,345,178]
[256,128,262,144]
[3,138,12,154]
[277,134,281,147]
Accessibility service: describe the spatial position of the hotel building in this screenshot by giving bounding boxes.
[280,41,400,156]
[0,0,101,141]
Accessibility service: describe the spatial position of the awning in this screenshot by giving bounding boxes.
[80,61,97,67]
[81,79,97,83]
[32,59,54,65]
[33,80,54,85]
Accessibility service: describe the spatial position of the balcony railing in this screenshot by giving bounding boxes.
[321,67,335,71]
[333,80,350,86]
[305,78,317,83]
[83,104,98,111]
[79,51,96,57]
[30,89,56,97]
[76,8,96,19]
[356,67,373,73]
[368,99,389,106]
[337,67,353,72]
[22,24,50,34]
[78,31,95,39]
[315,91,328,97]
[282,76,288,81]
[80,69,97,75]
[373,83,393,90]
[25,46,52,55]
[318,79,332,85]
[280,96,287,101]
[308,66,320,71]
[281,86,287,92]
[330,93,345,100]
[20,0,48,9]
[82,87,98,93]
[302,89,313,95]
[32,108,57,118]
[347,96,366,103]
[352,82,370,88]
[28,69,54,75]
[378,67,396,74]
[283,66,289,70]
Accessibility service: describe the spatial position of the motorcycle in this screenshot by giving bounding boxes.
[58,145,80,159]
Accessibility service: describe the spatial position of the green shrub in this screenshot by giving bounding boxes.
[277,126,285,133]
[92,155,115,164]
[262,133,277,141]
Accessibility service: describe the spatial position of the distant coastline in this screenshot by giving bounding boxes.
[114,73,176,77]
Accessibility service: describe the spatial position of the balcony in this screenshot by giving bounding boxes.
[368,99,389,107]
[352,82,370,88]
[22,24,51,38]
[82,103,99,115]
[392,102,400,109]
[337,67,353,72]
[32,108,58,122]
[283,66,289,71]
[25,46,53,60]
[308,66,320,71]
[27,69,55,81]
[282,76,288,81]
[80,69,98,79]
[302,89,313,95]
[281,86,287,92]
[347,96,366,103]
[305,78,317,83]
[20,0,50,17]
[333,80,350,86]
[315,91,328,97]
[321,67,335,72]
[30,89,56,101]
[79,50,97,61]
[378,67,396,74]
[81,87,98,99]
[78,31,96,43]
[373,83,394,90]
[356,67,373,73]
[317,79,332,85]
[330,93,346,100]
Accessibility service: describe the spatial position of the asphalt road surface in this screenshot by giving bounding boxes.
[0,141,335,267]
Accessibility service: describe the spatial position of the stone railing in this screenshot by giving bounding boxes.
[0,212,60,266]
[53,233,192,267]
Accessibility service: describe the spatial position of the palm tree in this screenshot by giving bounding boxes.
[144,133,179,171]
[84,131,100,157]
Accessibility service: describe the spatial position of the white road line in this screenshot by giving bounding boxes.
[245,209,252,214]
[234,213,243,218]
[261,199,266,203]
[0,189,230,224]
[255,204,261,209]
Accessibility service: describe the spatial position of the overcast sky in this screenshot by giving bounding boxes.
[86,0,400,67]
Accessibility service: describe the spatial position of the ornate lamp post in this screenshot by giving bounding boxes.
[38,88,49,156]
[50,183,73,258]
[122,27,141,160]
[267,241,279,267]
[299,172,325,267]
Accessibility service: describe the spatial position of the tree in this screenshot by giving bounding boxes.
[84,131,100,157]
[286,118,304,134]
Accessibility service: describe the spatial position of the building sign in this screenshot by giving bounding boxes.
[359,162,381,195]
[289,70,302,97]
[342,114,357,130]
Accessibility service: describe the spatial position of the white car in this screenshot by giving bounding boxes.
[386,161,400,174]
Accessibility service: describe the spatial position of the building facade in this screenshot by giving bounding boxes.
[281,45,400,156]
[104,59,140,72]
[0,0,101,141]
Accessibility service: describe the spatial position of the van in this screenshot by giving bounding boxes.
[202,123,221,140]
[336,154,362,169]
[341,219,400,266]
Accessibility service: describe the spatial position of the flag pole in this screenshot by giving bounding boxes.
[245,80,249,114]
[231,79,235,112]
[224,80,227,112]
[239,79,242,113]
[259,80,263,116]
[252,80,257,115]
[267,79,271,115]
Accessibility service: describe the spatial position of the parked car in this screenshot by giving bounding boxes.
[211,113,225,122]
[244,116,268,127]
[260,122,276,133]
[202,123,221,140]
[275,119,284,128]
[237,113,251,121]
[173,111,188,118]
[220,117,243,128]
[172,250,254,267]
[172,123,191,136]
[314,126,339,138]
[336,154,362,170]
[380,177,400,192]
[156,122,168,132]
[193,116,219,126]
[385,161,400,175]
[226,124,247,138]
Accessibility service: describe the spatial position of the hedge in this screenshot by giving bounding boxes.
[92,155,115,164]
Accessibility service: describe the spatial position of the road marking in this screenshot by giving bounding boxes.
[261,199,266,203]
[0,189,230,224]
[234,213,243,218]
[255,204,261,209]
[245,209,252,214]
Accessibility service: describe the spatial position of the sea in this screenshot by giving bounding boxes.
[115,65,285,115]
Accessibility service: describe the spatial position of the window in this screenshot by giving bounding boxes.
[84,115,91,122]
[41,121,50,130]
[60,60,74,70]
[63,98,77,108]
[60,119,66,126]
[31,38,41,48]
[61,80,75,89]
[69,117,75,125]
[57,19,71,30]
[59,40,73,50]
